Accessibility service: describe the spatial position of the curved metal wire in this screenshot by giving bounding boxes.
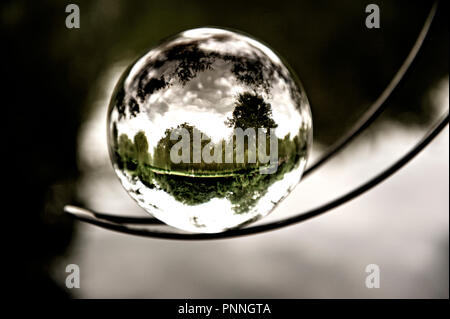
[65,1,446,240]
[303,0,437,178]
[66,111,449,239]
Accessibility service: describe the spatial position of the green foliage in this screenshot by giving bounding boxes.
[114,126,307,214]
[226,92,278,130]
[117,134,137,170]
[113,92,309,214]
[146,157,300,213]
[134,131,150,164]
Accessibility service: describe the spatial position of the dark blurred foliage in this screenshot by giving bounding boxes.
[1,0,447,298]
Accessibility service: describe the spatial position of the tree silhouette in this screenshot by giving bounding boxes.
[134,131,150,164]
[226,92,278,130]
[117,134,137,170]
[153,122,209,169]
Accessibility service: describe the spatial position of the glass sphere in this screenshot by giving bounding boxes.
[107,27,312,233]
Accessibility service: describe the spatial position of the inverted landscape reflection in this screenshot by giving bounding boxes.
[107,28,312,233]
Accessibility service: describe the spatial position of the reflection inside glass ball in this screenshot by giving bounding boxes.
[107,27,312,233]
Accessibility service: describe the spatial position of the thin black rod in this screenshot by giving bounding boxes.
[65,111,449,240]
[302,0,437,178]
[64,206,163,224]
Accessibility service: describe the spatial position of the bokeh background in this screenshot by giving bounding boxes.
[3,0,448,298]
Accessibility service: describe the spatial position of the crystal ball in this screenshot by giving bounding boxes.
[107,27,312,233]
